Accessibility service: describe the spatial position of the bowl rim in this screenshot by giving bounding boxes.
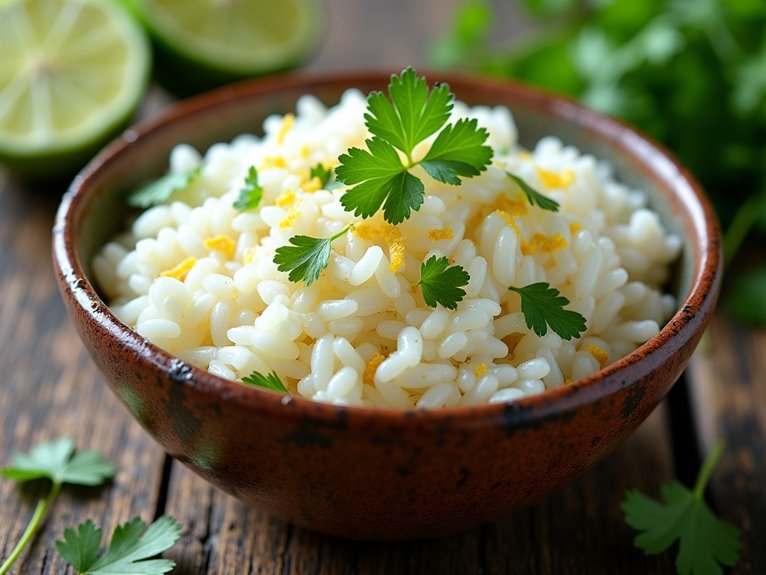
[53,69,722,428]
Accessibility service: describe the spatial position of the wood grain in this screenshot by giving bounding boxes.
[688,315,766,575]
[0,174,167,574]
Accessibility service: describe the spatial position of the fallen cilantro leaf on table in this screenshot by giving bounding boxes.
[127,166,201,208]
[622,440,741,575]
[56,516,182,575]
[0,438,115,575]
[418,255,470,310]
[507,172,559,211]
[233,166,263,211]
[310,162,333,188]
[242,370,288,393]
[2,437,114,486]
[509,282,586,340]
[336,67,492,225]
[273,226,349,286]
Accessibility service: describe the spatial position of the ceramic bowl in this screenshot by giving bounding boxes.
[52,72,722,540]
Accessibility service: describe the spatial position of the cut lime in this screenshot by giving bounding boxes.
[135,0,323,96]
[0,0,150,180]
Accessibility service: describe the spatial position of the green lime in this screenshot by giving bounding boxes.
[0,0,150,181]
[134,0,324,96]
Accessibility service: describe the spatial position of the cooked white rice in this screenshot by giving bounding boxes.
[93,89,681,408]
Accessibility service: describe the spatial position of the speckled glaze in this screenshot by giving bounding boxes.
[52,72,722,540]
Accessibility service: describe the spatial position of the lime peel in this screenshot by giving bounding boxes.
[0,0,150,178]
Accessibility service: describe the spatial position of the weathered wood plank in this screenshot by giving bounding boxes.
[688,315,766,575]
[0,173,167,574]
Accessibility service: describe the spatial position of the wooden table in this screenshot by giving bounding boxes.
[1,1,764,572]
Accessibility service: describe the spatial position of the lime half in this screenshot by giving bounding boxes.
[137,0,323,96]
[0,0,150,180]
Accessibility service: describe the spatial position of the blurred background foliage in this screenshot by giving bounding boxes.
[430,0,766,324]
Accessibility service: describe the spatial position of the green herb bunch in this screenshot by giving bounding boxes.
[432,0,766,325]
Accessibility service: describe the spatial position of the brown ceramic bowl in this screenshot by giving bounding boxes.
[52,71,721,540]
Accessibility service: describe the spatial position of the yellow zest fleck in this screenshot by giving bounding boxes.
[364,354,386,385]
[349,220,385,241]
[495,194,528,217]
[279,204,301,229]
[569,222,582,235]
[494,209,522,237]
[351,221,405,272]
[300,145,312,158]
[536,167,575,189]
[474,363,489,378]
[564,378,574,385]
[243,247,257,265]
[428,227,453,241]
[261,156,287,170]
[302,176,323,193]
[160,257,197,281]
[518,150,533,161]
[204,236,236,258]
[275,190,296,208]
[521,233,568,256]
[586,344,609,367]
[387,227,405,272]
[276,113,295,144]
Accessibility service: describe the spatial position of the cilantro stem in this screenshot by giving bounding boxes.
[329,225,350,242]
[693,439,725,500]
[0,481,61,575]
[723,192,764,266]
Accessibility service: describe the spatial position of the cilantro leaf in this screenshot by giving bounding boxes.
[56,520,102,573]
[622,441,741,575]
[1,438,115,575]
[310,162,333,188]
[507,172,560,211]
[337,138,424,224]
[418,255,470,310]
[509,283,586,340]
[233,166,263,211]
[242,370,289,393]
[365,67,454,157]
[420,118,492,185]
[337,68,493,225]
[274,235,331,286]
[2,437,114,487]
[56,516,182,575]
[274,226,350,286]
[127,167,201,208]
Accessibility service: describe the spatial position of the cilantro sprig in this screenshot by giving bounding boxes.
[128,166,201,208]
[242,370,289,393]
[233,166,263,211]
[622,440,742,575]
[418,255,470,310]
[0,438,115,575]
[509,282,586,340]
[275,68,493,285]
[337,67,493,224]
[273,226,349,286]
[56,516,182,575]
[507,172,559,211]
